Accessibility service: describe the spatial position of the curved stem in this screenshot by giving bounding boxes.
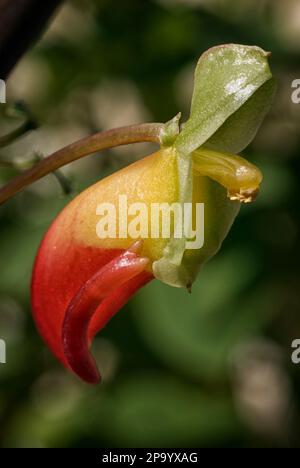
[0,123,163,205]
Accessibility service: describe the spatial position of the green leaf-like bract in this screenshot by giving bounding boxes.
[175,44,274,154]
[153,44,275,289]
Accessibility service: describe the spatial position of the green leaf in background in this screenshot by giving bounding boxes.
[3,373,239,448]
[175,44,274,154]
[134,249,275,382]
[107,374,239,447]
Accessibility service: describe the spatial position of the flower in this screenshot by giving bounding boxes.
[31,44,275,383]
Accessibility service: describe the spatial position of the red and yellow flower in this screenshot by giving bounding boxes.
[30,44,275,383]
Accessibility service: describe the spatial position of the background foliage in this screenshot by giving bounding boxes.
[0,0,300,448]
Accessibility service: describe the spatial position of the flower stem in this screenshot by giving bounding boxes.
[0,123,163,205]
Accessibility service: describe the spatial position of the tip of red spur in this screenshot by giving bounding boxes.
[61,240,151,384]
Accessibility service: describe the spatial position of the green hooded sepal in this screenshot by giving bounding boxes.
[152,44,274,289]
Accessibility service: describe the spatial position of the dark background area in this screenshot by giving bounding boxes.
[0,0,300,448]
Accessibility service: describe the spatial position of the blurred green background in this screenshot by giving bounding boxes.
[0,0,300,448]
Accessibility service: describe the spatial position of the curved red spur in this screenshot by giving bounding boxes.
[32,238,152,384]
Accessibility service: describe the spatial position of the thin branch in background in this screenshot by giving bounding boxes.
[52,169,73,195]
[0,151,73,195]
[33,151,73,196]
[0,101,38,148]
